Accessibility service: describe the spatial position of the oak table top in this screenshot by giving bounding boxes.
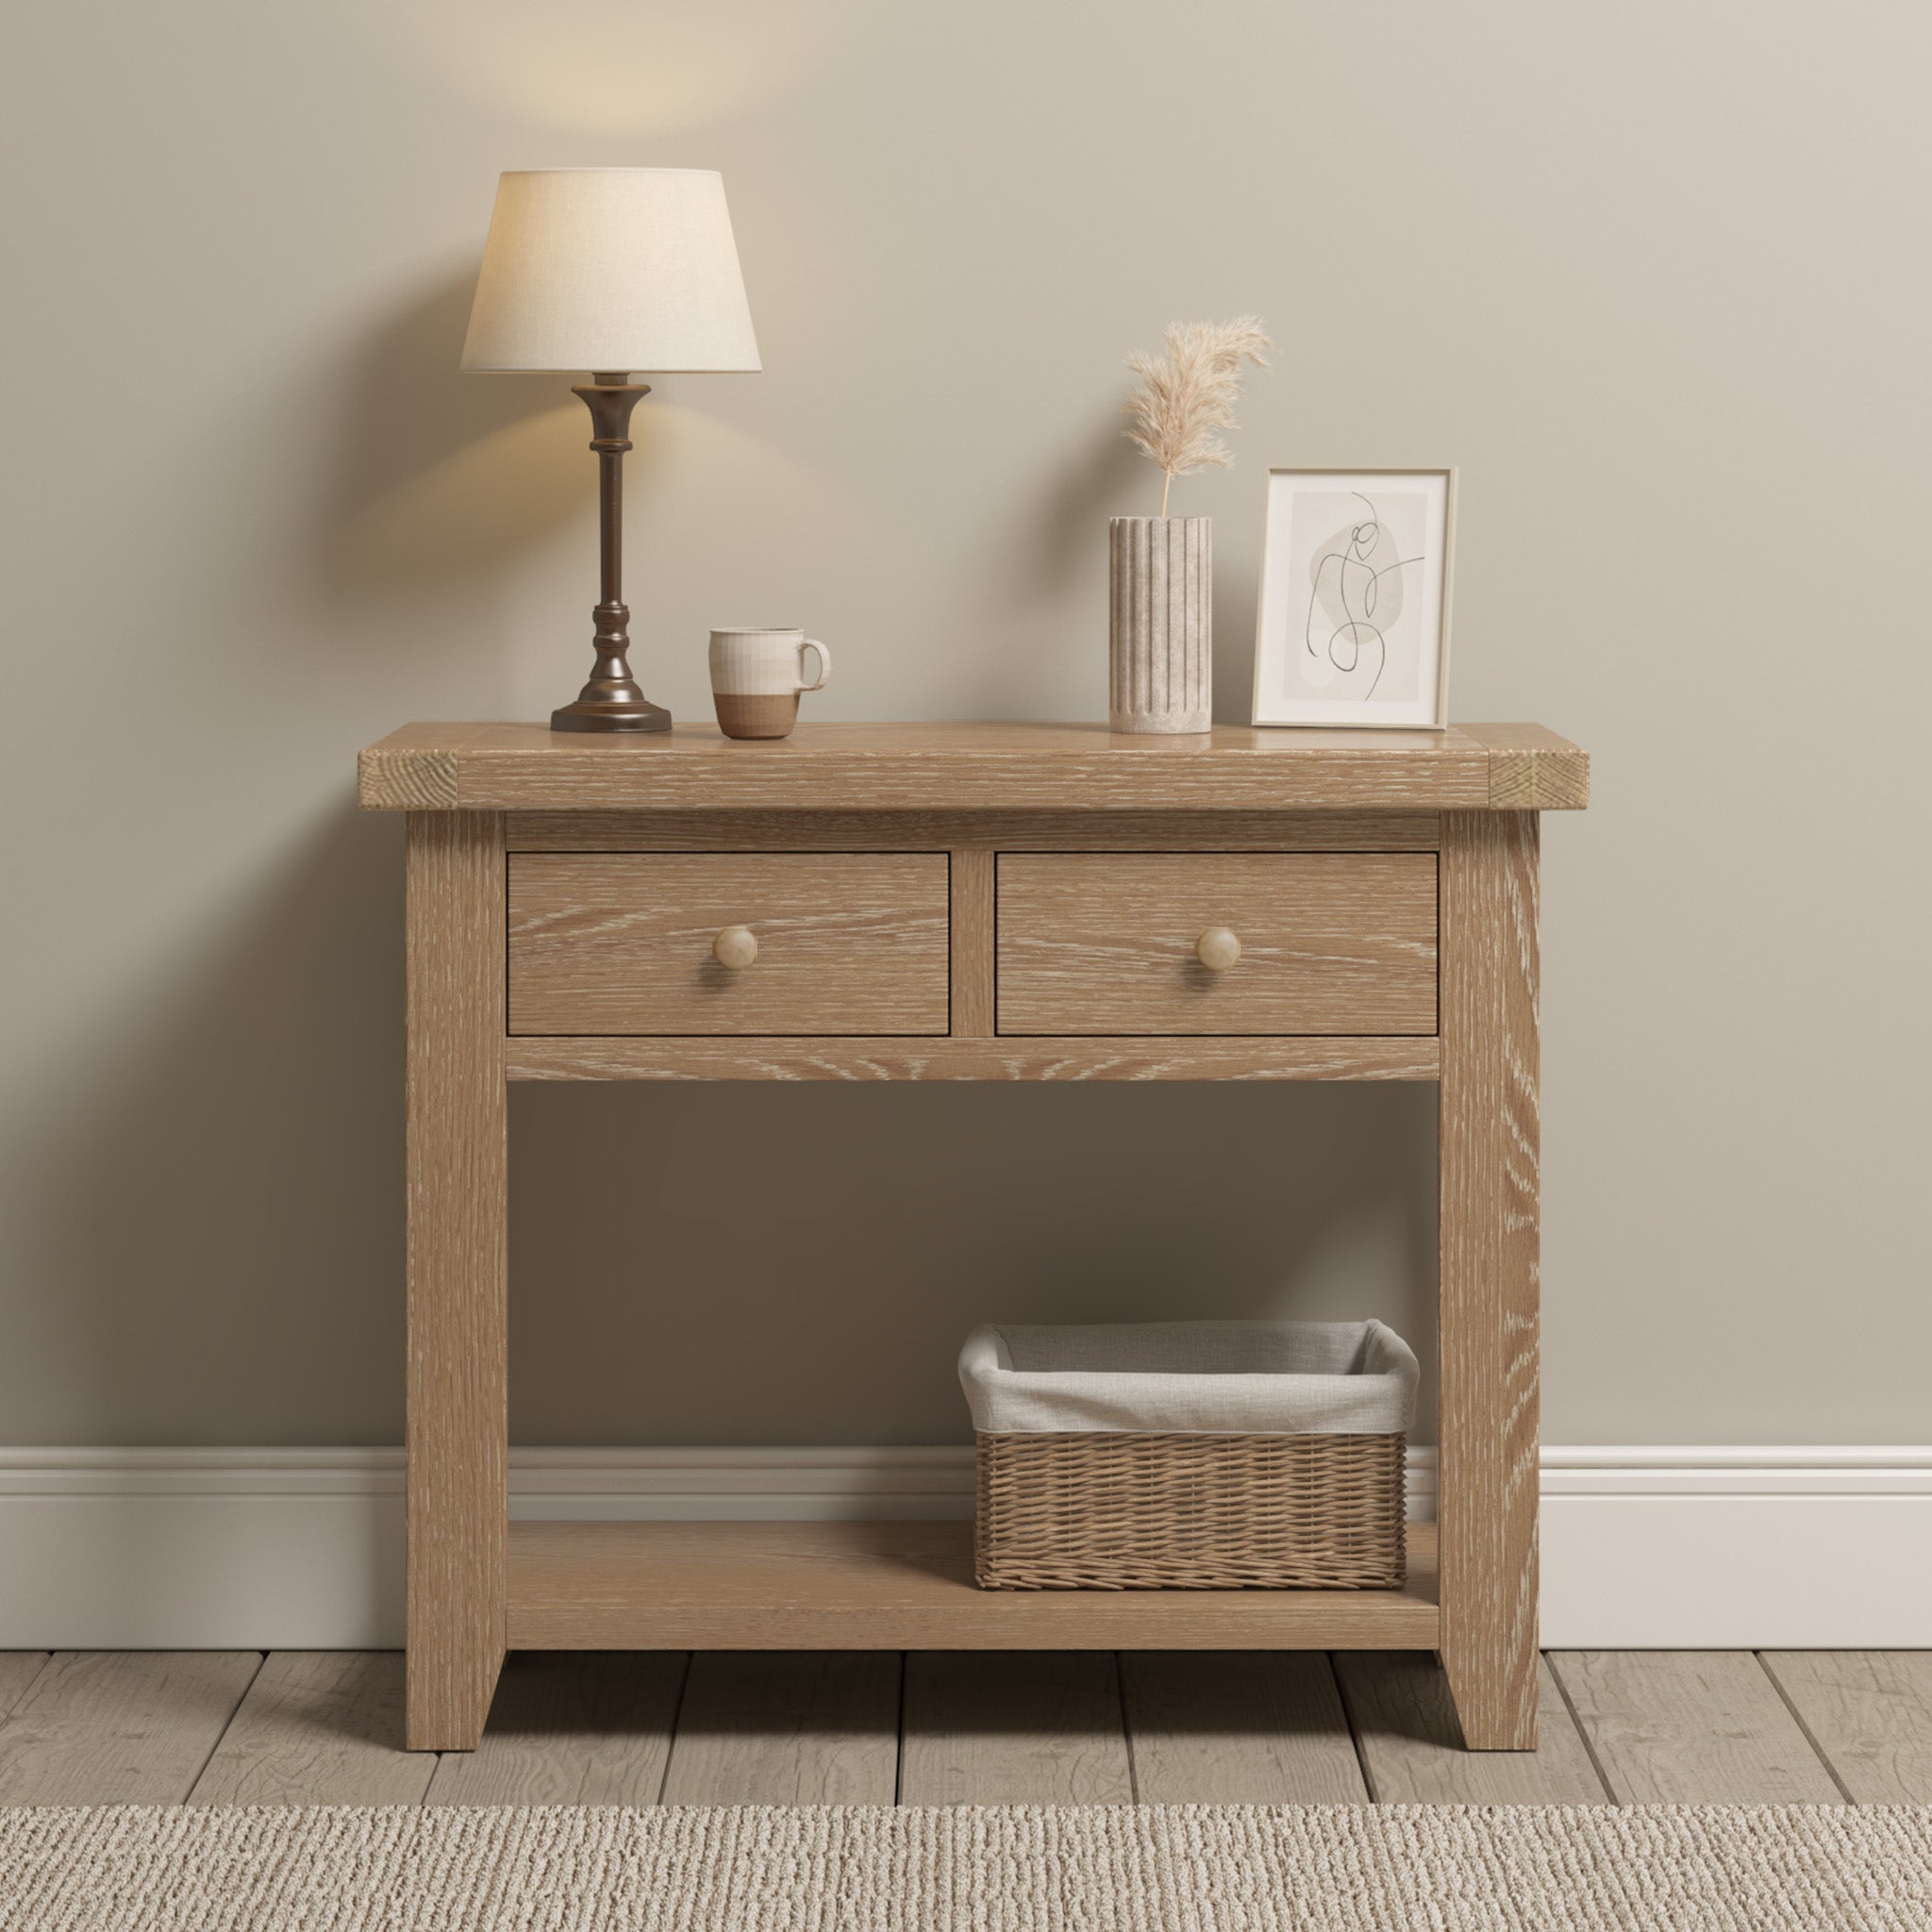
[358,721,1589,814]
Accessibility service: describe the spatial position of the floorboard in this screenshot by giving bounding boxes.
[660,1652,899,1806]
[189,1653,432,1806]
[425,1652,687,1807]
[0,1655,51,1718]
[5,1646,1920,1807]
[900,1651,1132,1806]
[0,1651,261,1806]
[1760,1651,1932,1804]
[1547,1651,1845,1804]
[1122,1652,1367,1804]
[1336,1653,1607,1803]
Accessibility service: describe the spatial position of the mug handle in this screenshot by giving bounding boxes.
[797,639,832,692]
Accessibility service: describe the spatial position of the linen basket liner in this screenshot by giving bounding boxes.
[958,1318,1418,1436]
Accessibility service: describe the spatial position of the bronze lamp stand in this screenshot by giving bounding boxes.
[551,375,666,733]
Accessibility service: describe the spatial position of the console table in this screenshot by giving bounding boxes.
[358,720,1589,1754]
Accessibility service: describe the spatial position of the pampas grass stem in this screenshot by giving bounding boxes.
[1124,316,1273,515]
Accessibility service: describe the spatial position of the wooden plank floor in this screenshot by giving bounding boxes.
[0,1649,1925,1805]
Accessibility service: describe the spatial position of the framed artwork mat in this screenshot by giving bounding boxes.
[1251,467,1455,729]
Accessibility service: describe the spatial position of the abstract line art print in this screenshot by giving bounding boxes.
[1251,469,1454,728]
[1300,491,1423,699]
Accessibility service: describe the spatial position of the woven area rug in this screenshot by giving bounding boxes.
[2,1804,1927,1930]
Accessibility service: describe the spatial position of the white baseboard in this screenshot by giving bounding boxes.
[1,1445,1925,1651]
[1538,1447,1932,1649]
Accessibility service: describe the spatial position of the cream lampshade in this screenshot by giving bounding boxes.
[461,168,759,732]
[462,169,759,376]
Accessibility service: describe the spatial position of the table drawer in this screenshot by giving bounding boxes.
[508,853,950,1036]
[996,853,1438,1036]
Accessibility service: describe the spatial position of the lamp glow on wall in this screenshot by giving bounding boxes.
[461,169,760,732]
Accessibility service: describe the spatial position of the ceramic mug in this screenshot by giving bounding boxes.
[708,627,832,740]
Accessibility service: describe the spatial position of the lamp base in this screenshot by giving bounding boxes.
[549,695,672,734]
[552,381,664,736]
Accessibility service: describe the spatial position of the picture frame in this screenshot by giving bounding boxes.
[1250,467,1456,729]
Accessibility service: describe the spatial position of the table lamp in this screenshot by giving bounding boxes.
[461,169,760,732]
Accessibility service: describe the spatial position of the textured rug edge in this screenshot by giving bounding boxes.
[1,1802,1926,1932]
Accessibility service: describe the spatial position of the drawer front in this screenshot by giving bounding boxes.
[508,853,950,1036]
[996,853,1438,1036]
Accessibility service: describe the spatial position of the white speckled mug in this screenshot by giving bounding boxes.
[708,627,831,740]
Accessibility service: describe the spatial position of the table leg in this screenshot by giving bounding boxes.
[405,810,508,1750]
[1438,810,1541,1750]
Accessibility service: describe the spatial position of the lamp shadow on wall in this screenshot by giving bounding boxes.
[313,272,592,602]
[15,805,408,1455]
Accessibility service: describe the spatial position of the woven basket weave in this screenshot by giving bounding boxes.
[974,1429,1407,1590]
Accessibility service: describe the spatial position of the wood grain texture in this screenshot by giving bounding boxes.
[508,852,950,1036]
[1337,1653,1607,1804]
[1548,1652,1844,1804]
[360,747,460,809]
[660,1653,899,1806]
[506,1521,1439,1651]
[359,725,494,809]
[998,853,1438,1037]
[1437,810,1541,1749]
[424,1652,687,1807]
[406,810,508,1752]
[1458,724,1591,810]
[188,1653,432,1806]
[1123,1652,1369,1804]
[1759,1651,1932,1802]
[361,722,1508,813]
[900,1651,1132,1805]
[505,809,1444,852]
[950,847,995,1036]
[0,1652,261,1805]
[0,1654,49,1717]
[505,1036,1441,1083]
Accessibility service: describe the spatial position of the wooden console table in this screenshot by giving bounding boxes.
[358,720,1589,1753]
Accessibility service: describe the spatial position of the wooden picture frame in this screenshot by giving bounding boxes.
[1251,467,1457,730]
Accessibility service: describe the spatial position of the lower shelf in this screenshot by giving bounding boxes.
[506,1519,1439,1650]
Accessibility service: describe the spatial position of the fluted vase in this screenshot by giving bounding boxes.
[1108,517,1210,734]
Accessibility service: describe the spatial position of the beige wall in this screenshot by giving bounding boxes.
[3,0,1927,1449]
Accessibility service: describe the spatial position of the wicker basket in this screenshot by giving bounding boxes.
[959,1322,1415,1591]
[974,1429,1406,1590]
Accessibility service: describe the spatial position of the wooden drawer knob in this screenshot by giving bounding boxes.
[1195,926,1241,972]
[713,924,758,969]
